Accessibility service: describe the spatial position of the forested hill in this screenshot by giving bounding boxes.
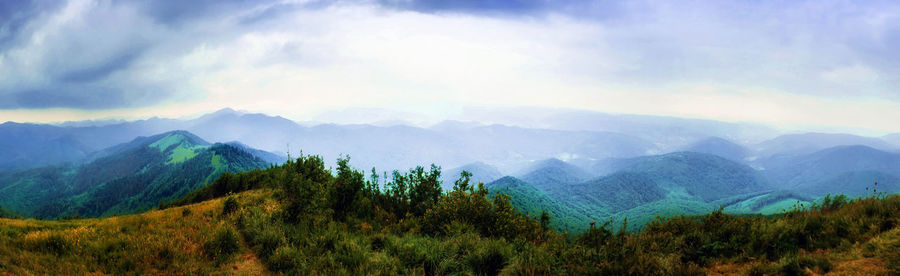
[0,130,270,218]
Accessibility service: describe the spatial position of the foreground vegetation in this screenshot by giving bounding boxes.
[2,154,899,274]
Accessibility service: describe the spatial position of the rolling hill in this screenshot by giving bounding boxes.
[442,162,502,190]
[517,158,594,194]
[682,136,749,162]
[613,151,771,202]
[486,176,594,231]
[0,130,270,218]
[754,132,896,159]
[761,145,900,196]
[0,122,95,171]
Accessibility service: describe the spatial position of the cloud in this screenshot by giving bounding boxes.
[0,0,898,133]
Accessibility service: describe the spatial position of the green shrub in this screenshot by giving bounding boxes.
[254,227,283,259]
[364,252,401,275]
[466,239,511,276]
[747,263,778,276]
[155,247,175,269]
[222,196,239,216]
[92,239,136,273]
[204,227,241,264]
[387,236,427,269]
[267,246,301,272]
[370,233,387,252]
[336,238,367,271]
[35,234,71,256]
[778,254,832,276]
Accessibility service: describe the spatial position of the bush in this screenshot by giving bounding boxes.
[335,238,367,271]
[204,228,241,264]
[268,246,301,272]
[779,254,832,276]
[92,239,135,273]
[254,227,283,259]
[466,239,511,276]
[370,233,388,252]
[35,234,71,256]
[222,196,239,216]
[155,247,175,269]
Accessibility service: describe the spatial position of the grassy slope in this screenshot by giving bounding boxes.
[708,226,900,275]
[1,188,899,274]
[0,191,271,275]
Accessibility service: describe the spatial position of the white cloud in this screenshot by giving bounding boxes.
[1,0,899,134]
[820,65,880,85]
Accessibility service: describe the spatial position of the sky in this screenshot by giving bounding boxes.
[0,0,898,134]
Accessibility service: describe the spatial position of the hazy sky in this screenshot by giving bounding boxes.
[1,0,898,133]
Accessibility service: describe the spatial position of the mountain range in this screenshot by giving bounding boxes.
[2,108,900,231]
[0,130,270,218]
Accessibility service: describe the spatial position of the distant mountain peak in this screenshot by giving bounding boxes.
[195,108,245,121]
[519,158,593,188]
[212,107,241,115]
[683,136,749,162]
[154,130,210,146]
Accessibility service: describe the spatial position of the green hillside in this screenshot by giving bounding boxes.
[2,153,900,275]
[0,131,269,218]
[484,152,808,231]
[486,176,595,231]
[519,158,593,193]
[763,145,900,195]
[619,151,770,201]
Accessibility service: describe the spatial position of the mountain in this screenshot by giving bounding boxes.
[185,108,303,153]
[486,176,593,231]
[566,172,667,213]
[454,106,779,150]
[442,162,502,190]
[0,130,269,218]
[614,152,771,202]
[224,141,287,165]
[518,158,594,194]
[491,151,773,230]
[884,133,900,148]
[0,109,296,172]
[435,124,658,173]
[682,136,749,162]
[0,122,95,171]
[754,132,895,159]
[761,145,900,196]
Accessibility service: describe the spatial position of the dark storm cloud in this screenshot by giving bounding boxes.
[58,46,147,83]
[1,0,898,112]
[0,1,64,48]
[0,0,242,110]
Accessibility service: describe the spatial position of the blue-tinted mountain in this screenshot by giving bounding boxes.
[488,152,777,231]
[518,158,593,193]
[683,136,749,162]
[754,132,895,159]
[0,130,269,218]
[0,122,94,171]
[566,172,667,213]
[455,106,778,151]
[442,161,503,190]
[884,133,900,149]
[614,152,771,202]
[761,145,900,196]
[225,141,288,165]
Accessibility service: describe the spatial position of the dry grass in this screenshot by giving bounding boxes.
[705,227,900,275]
[0,190,272,275]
